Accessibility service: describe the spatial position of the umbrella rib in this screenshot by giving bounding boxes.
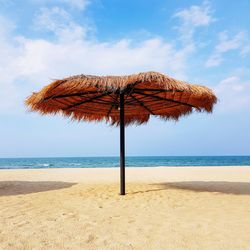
[88,98,118,105]
[130,94,155,115]
[54,97,115,108]
[44,91,101,100]
[107,94,119,116]
[125,90,163,105]
[123,81,142,101]
[107,93,117,102]
[62,93,110,110]
[130,102,180,112]
[134,91,196,109]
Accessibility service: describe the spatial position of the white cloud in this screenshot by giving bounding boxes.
[206,31,248,67]
[59,0,89,10]
[216,32,245,52]
[0,10,193,114]
[33,7,87,41]
[32,0,89,10]
[34,7,71,32]
[205,53,221,67]
[241,44,250,57]
[14,37,189,82]
[174,1,214,43]
[0,16,23,113]
[214,76,250,112]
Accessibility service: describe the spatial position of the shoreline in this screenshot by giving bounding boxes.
[1,165,250,170]
[1,165,250,168]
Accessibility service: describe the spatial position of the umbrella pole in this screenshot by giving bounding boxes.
[120,92,125,195]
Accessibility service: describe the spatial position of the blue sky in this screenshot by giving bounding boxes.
[0,0,250,157]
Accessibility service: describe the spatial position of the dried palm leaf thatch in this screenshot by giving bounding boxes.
[25,71,217,125]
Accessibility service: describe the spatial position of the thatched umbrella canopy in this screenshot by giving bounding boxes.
[26,71,217,195]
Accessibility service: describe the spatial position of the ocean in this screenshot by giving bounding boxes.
[0,156,250,169]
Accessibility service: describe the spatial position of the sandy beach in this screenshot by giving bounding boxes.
[1,166,250,250]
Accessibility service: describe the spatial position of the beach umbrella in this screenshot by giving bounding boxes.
[25,71,217,195]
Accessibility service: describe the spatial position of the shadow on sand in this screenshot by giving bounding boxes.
[0,181,76,196]
[129,181,250,195]
[2,181,250,197]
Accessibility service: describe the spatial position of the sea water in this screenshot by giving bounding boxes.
[0,156,250,169]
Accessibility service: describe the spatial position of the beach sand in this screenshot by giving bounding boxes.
[1,166,250,250]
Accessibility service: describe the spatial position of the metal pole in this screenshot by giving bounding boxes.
[120,92,125,195]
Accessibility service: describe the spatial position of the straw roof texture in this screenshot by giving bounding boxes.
[25,71,217,125]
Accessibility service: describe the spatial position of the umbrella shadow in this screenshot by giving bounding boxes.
[155,181,250,195]
[0,181,76,196]
[129,181,250,195]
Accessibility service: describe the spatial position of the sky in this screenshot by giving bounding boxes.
[0,0,250,157]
